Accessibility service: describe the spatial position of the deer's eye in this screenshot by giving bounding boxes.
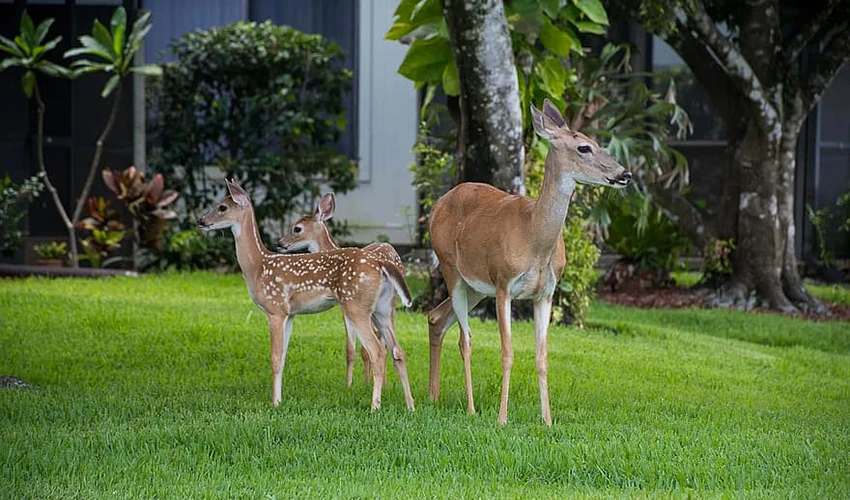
[577,145,592,154]
[293,226,303,234]
[218,205,227,213]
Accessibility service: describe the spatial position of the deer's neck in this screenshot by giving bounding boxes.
[312,225,340,252]
[530,154,576,257]
[232,207,271,279]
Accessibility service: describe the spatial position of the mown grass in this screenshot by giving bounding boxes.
[1,272,848,499]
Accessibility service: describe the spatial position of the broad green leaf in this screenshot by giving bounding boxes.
[441,56,459,96]
[540,18,573,56]
[43,35,62,53]
[101,74,120,98]
[22,70,35,98]
[21,12,36,47]
[65,35,113,61]
[385,22,413,41]
[507,0,544,35]
[392,0,421,21]
[37,61,73,78]
[397,37,452,84]
[14,36,31,57]
[574,20,606,34]
[542,0,562,18]
[534,56,567,98]
[92,19,114,53]
[110,7,127,35]
[34,18,55,45]
[0,35,24,57]
[130,64,163,76]
[410,0,442,25]
[112,21,126,59]
[0,58,20,71]
[573,0,608,25]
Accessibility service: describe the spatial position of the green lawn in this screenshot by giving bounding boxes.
[1,272,848,498]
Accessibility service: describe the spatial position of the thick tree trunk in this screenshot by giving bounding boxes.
[443,0,524,193]
[710,119,824,313]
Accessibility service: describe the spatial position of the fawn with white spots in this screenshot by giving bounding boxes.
[428,100,632,426]
[198,180,414,411]
[277,192,412,393]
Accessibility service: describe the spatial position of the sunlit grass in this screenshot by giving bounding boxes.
[1,272,848,498]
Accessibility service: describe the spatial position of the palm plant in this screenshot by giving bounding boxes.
[0,8,160,267]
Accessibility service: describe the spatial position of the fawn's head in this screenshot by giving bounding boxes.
[197,179,252,234]
[531,99,631,189]
[277,193,336,253]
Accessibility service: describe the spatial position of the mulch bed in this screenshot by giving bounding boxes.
[597,282,850,322]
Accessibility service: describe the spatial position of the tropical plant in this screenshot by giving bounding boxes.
[76,197,126,268]
[102,166,178,252]
[151,21,356,233]
[33,241,66,261]
[0,174,44,257]
[387,0,608,110]
[0,8,160,268]
[139,229,237,273]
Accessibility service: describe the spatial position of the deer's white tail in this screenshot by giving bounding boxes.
[381,266,413,308]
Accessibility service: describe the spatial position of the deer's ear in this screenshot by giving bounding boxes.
[226,179,250,208]
[542,99,568,130]
[531,103,550,140]
[316,192,336,222]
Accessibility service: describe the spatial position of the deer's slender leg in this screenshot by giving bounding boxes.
[342,313,356,387]
[534,297,553,427]
[343,307,386,411]
[452,280,482,415]
[427,298,456,401]
[269,314,293,406]
[373,288,414,411]
[360,344,371,385]
[495,289,513,425]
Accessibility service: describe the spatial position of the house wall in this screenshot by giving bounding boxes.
[142,0,418,245]
[337,0,418,245]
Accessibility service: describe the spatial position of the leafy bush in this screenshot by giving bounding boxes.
[76,197,126,268]
[701,238,735,285]
[33,241,66,260]
[0,174,43,257]
[555,191,601,327]
[102,166,178,252]
[151,21,357,232]
[602,194,692,288]
[140,229,236,272]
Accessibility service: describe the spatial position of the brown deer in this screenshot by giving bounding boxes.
[427,100,632,426]
[198,180,414,411]
[277,192,411,392]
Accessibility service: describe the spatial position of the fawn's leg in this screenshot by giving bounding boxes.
[343,306,386,411]
[268,314,293,406]
[373,289,414,411]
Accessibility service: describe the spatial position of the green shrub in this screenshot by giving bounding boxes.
[33,241,66,260]
[140,229,236,272]
[0,174,43,257]
[151,21,356,233]
[603,194,692,278]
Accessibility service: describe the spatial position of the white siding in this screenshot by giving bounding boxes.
[336,0,418,245]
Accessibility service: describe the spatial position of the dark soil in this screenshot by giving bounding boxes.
[597,278,850,322]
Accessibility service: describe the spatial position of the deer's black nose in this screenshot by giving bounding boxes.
[618,172,632,185]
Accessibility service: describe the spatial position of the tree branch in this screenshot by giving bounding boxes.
[70,80,124,225]
[784,1,839,65]
[664,18,746,128]
[797,26,850,116]
[645,179,713,250]
[683,0,779,128]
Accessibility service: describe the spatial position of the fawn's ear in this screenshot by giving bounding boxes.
[316,192,336,222]
[531,98,569,140]
[226,179,250,208]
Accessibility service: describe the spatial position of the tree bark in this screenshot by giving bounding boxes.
[443,0,524,193]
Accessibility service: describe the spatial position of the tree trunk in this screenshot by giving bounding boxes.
[443,0,524,193]
[710,119,824,313]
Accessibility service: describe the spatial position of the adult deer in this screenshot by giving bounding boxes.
[277,193,411,394]
[427,100,632,426]
[198,180,414,411]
